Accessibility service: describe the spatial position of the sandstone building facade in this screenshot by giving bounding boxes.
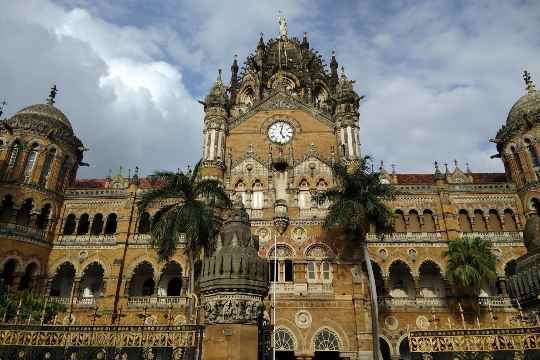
[0,24,539,360]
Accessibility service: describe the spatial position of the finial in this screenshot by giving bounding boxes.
[466,162,471,173]
[107,168,112,180]
[379,160,384,171]
[454,159,458,169]
[217,69,222,82]
[128,168,131,179]
[391,164,396,175]
[523,70,536,94]
[47,85,58,106]
[444,162,449,173]
[118,165,123,177]
[134,166,139,177]
[332,49,336,57]
[278,11,288,38]
[434,161,440,172]
[303,32,307,38]
[187,164,192,175]
[0,100,6,118]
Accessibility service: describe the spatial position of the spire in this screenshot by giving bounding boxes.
[216,69,223,85]
[434,161,444,180]
[301,32,309,49]
[231,54,239,84]
[0,100,6,118]
[46,85,58,106]
[257,32,265,51]
[330,50,339,89]
[523,70,536,94]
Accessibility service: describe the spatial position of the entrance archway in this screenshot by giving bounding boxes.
[313,328,340,360]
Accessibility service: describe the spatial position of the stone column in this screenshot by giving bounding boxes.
[497,276,508,296]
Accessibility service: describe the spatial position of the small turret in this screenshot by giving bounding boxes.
[301,32,309,50]
[329,50,339,90]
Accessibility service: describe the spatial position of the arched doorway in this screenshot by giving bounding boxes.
[1,259,19,287]
[158,261,183,296]
[313,328,340,360]
[19,262,39,290]
[79,262,105,298]
[129,262,155,297]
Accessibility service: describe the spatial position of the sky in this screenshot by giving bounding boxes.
[1,0,539,178]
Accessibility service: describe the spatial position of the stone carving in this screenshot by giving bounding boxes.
[306,244,327,258]
[384,316,399,331]
[416,315,430,330]
[202,297,264,324]
[294,310,312,329]
[523,214,540,252]
[257,227,270,243]
[292,227,307,242]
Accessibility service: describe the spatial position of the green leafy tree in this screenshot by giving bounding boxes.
[0,290,66,323]
[444,237,497,309]
[138,160,232,318]
[314,157,395,360]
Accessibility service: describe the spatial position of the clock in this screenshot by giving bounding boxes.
[268,121,293,144]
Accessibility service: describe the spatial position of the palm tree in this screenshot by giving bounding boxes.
[444,237,497,311]
[314,157,395,360]
[138,161,232,319]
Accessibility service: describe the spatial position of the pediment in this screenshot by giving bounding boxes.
[447,167,473,184]
[231,156,269,178]
[229,90,334,130]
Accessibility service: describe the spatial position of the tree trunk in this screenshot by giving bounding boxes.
[188,251,195,322]
[362,241,380,360]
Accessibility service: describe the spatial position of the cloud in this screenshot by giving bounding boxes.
[1,0,539,178]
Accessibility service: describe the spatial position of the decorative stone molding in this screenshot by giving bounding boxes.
[202,294,264,324]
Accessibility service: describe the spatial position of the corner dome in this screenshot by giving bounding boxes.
[15,103,73,130]
[506,90,540,128]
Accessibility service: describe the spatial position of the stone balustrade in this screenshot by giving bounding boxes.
[299,208,328,219]
[270,282,333,295]
[127,296,187,308]
[367,232,442,242]
[0,223,47,243]
[459,232,523,242]
[57,234,116,245]
[379,296,513,309]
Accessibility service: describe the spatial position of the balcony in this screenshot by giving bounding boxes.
[270,282,333,296]
[57,234,116,245]
[0,223,47,243]
[127,296,188,308]
[478,296,514,307]
[459,232,522,242]
[131,233,151,244]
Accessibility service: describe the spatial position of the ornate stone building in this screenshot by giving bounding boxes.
[0,21,539,360]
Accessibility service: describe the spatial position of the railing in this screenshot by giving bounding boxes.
[307,283,333,295]
[367,232,443,242]
[49,297,70,306]
[270,282,295,294]
[270,282,333,295]
[0,223,47,243]
[299,208,328,219]
[76,297,96,307]
[127,296,188,308]
[131,233,151,244]
[459,232,523,242]
[246,209,264,219]
[478,296,513,307]
[57,234,116,245]
[379,296,513,308]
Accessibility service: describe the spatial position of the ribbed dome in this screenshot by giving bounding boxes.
[15,103,72,130]
[506,90,540,127]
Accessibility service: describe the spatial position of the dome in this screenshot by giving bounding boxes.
[506,90,540,128]
[15,103,73,130]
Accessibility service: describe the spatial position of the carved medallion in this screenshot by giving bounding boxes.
[416,315,430,330]
[384,316,399,331]
[295,310,312,329]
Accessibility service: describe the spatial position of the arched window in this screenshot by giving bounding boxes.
[379,338,392,360]
[104,213,118,235]
[473,209,487,232]
[408,210,421,232]
[56,156,70,190]
[268,245,294,283]
[39,148,56,187]
[36,203,51,229]
[138,212,151,234]
[129,262,155,297]
[314,328,340,352]
[252,180,264,209]
[422,210,436,232]
[158,261,183,296]
[274,328,296,351]
[487,209,502,232]
[321,261,331,281]
[8,141,21,168]
[63,214,77,235]
[389,260,415,299]
[361,261,385,296]
[50,262,75,297]
[307,261,317,280]
[234,180,247,206]
[503,209,518,231]
[77,213,90,235]
[2,259,19,286]
[524,138,540,167]
[90,213,104,235]
[239,87,255,107]
[393,210,406,232]
[418,261,445,298]
[458,209,472,232]
[16,198,33,226]
[79,262,105,298]
[19,262,39,290]
[316,179,329,208]
[23,143,39,182]
[298,179,311,210]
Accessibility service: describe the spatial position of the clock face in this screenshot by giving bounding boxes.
[268,121,293,144]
